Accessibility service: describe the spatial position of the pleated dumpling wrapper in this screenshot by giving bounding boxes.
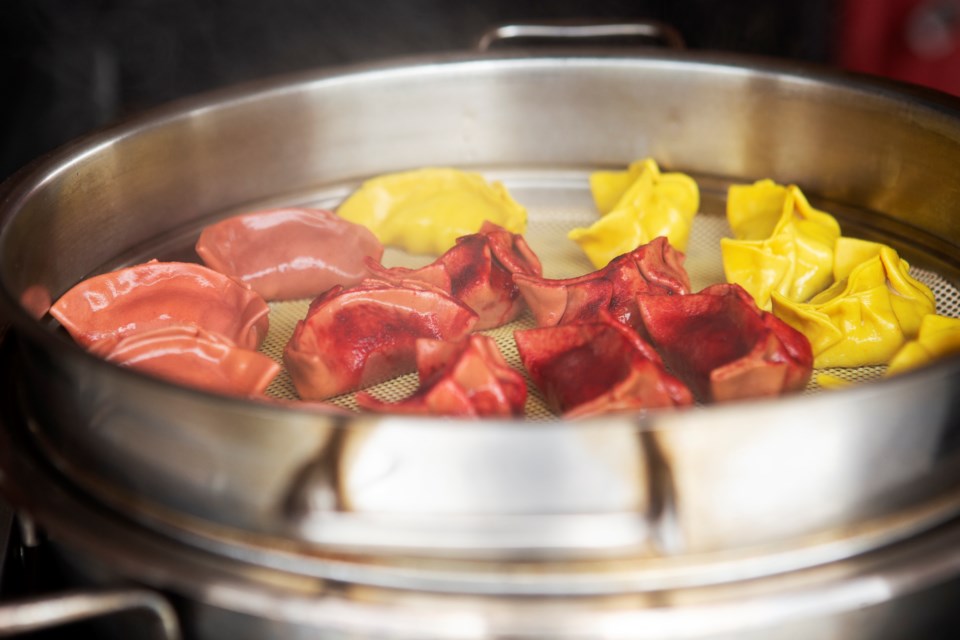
[90,325,280,397]
[49,260,271,352]
[568,158,699,269]
[886,314,960,376]
[771,244,935,368]
[514,312,693,418]
[638,283,813,403]
[283,281,479,400]
[336,167,527,255]
[195,207,384,302]
[356,335,527,417]
[365,221,543,330]
[721,180,841,310]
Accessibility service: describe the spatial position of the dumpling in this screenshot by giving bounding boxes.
[514,314,692,418]
[886,314,960,376]
[771,246,935,368]
[356,335,527,417]
[195,207,384,301]
[568,158,699,268]
[50,260,270,351]
[336,168,527,255]
[513,236,690,331]
[721,180,841,310]
[91,325,280,397]
[638,283,813,402]
[365,222,542,330]
[283,281,478,400]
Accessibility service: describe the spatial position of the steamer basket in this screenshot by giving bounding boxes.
[0,349,959,640]
[0,51,959,580]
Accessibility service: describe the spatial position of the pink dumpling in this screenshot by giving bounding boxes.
[92,324,280,397]
[514,314,692,418]
[365,221,542,330]
[196,207,384,301]
[50,260,270,351]
[356,335,527,417]
[284,281,478,401]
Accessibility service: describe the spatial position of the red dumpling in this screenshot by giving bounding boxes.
[514,314,693,418]
[50,260,270,351]
[196,207,384,301]
[356,335,527,417]
[91,325,280,397]
[284,281,478,400]
[513,236,690,331]
[365,221,543,330]
[637,283,814,403]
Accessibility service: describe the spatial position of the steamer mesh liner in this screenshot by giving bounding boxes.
[257,174,960,418]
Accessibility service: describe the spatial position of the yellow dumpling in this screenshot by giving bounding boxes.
[721,180,841,310]
[337,167,527,255]
[833,236,885,281]
[886,314,960,376]
[771,246,935,368]
[569,159,699,269]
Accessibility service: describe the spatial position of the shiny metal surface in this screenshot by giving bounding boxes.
[1,393,959,640]
[0,590,181,640]
[0,504,10,586]
[0,52,959,570]
[475,20,686,51]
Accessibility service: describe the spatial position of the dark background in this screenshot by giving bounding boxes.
[0,0,838,181]
[3,0,960,182]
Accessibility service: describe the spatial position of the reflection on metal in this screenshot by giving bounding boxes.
[0,503,10,588]
[0,589,180,639]
[16,516,37,550]
[1,51,960,638]
[476,20,686,51]
[1,54,960,562]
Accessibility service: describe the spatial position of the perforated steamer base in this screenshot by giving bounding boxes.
[255,170,960,418]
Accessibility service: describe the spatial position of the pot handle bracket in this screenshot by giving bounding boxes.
[0,508,181,639]
[0,588,181,639]
[476,19,686,52]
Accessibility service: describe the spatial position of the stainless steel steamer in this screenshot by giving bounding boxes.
[0,47,960,637]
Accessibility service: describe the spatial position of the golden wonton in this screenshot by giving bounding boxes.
[721,180,841,310]
[569,159,699,268]
[771,246,935,368]
[336,168,527,255]
[833,236,885,281]
[886,314,960,376]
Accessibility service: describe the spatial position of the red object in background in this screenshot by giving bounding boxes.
[841,0,960,95]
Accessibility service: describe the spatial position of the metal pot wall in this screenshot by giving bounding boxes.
[1,45,960,636]
[0,373,959,640]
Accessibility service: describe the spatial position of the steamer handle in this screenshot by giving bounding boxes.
[476,20,686,52]
[0,589,181,639]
